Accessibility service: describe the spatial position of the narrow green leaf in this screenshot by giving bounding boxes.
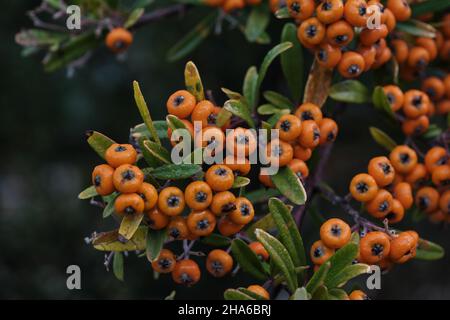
[141,140,171,165]
[372,86,395,118]
[269,198,306,268]
[290,287,309,300]
[221,87,243,101]
[224,289,255,300]
[275,7,290,19]
[303,59,333,107]
[369,127,397,151]
[324,240,359,284]
[232,176,250,188]
[411,1,450,17]
[103,193,119,218]
[329,80,370,104]
[146,229,167,262]
[113,252,124,281]
[216,108,233,127]
[243,66,259,111]
[312,285,329,300]
[328,288,349,300]
[263,91,294,109]
[166,13,215,62]
[255,229,298,292]
[258,42,293,90]
[86,130,115,159]
[231,239,268,280]
[237,288,267,300]
[150,164,201,180]
[246,213,276,239]
[281,23,304,103]
[133,81,161,145]
[78,185,98,200]
[423,124,443,140]
[396,20,436,38]
[124,8,144,28]
[325,263,369,289]
[258,104,280,115]
[166,115,190,131]
[201,234,231,247]
[245,4,270,42]
[224,99,255,128]
[164,290,176,300]
[185,61,205,101]
[271,166,307,205]
[415,238,445,260]
[131,121,168,141]
[306,262,330,294]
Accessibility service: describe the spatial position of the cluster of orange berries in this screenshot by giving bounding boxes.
[383,76,450,136]
[204,0,264,12]
[311,218,419,275]
[259,102,338,187]
[349,144,450,224]
[105,27,133,54]
[393,12,450,81]
[287,0,408,78]
[151,241,270,293]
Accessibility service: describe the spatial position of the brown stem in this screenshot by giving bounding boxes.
[130,4,190,30]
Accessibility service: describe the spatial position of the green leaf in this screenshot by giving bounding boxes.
[281,23,304,103]
[306,262,330,294]
[221,88,243,101]
[237,288,267,300]
[372,86,395,118]
[328,288,349,300]
[312,285,329,300]
[166,115,189,132]
[185,61,205,102]
[15,29,66,47]
[113,252,124,281]
[131,122,168,141]
[243,66,259,111]
[201,234,231,247]
[224,289,255,300]
[255,229,298,292]
[396,20,436,38]
[258,104,282,115]
[216,108,233,127]
[232,176,250,188]
[124,8,144,29]
[369,127,397,151]
[141,139,171,165]
[146,229,167,262]
[423,124,443,140]
[329,80,370,104]
[224,99,255,128]
[415,238,445,260]
[263,91,294,110]
[411,0,450,17]
[257,42,293,91]
[102,193,119,218]
[246,213,276,239]
[93,227,147,252]
[166,13,216,62]
[290,287,310,300]
[231,239,268,280]
[86,130,116,159]
[271,166,307,205]
[275,7,290,19]
[150,163,201,180]
[44,32,99,72]
[78,185,98,200]
[245,4,270,42]
[269,198,306,267]
[133,81,161,145]
[119,212,144,241]
[324,240,359,284]
[325,263,369,289]
[244,188,280,203]
[164,290,176,300]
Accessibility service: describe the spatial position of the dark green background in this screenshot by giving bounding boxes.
[1,0,449,299]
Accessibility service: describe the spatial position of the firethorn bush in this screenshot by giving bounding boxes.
[18,0,450,300]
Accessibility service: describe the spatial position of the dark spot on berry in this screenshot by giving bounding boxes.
[124,206,136,214]
[222,203,236,213]
[290,2,300,13]
[379,200,389,212]
[211,261,223,274]
[240,204,251,216]
[306,25,317,38]
[280,120,291,132]
[207,113,217,125]
[348,64,360,75]
[356,182,369,193]
[379,162,392,175]
[195,191,208,203]
[331,224,342,237]
[399,153,410,164]
[418,196,429,210]
[122,170,135,181]
[327,132,335,141]
[335,35,348,44]
[371,243,384,256]
[358,5,366,16]
[180,273,193,284]
[115,145,126,152]
[197,219,210,230]
[167,195,180,207]
[318,49,327,61]
[412,96,423,108]
[301,111,314,120]
[215,167,228,176]
[314,247,324,258]
[94,175,101,187]
[313,128,320,140]
[386,93,395,105]
[174,95,185,106]
[158,258,172,270]
[169,228,180,239]
[322,1,332,11]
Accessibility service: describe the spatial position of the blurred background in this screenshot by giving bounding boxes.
[1,0,449,299]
